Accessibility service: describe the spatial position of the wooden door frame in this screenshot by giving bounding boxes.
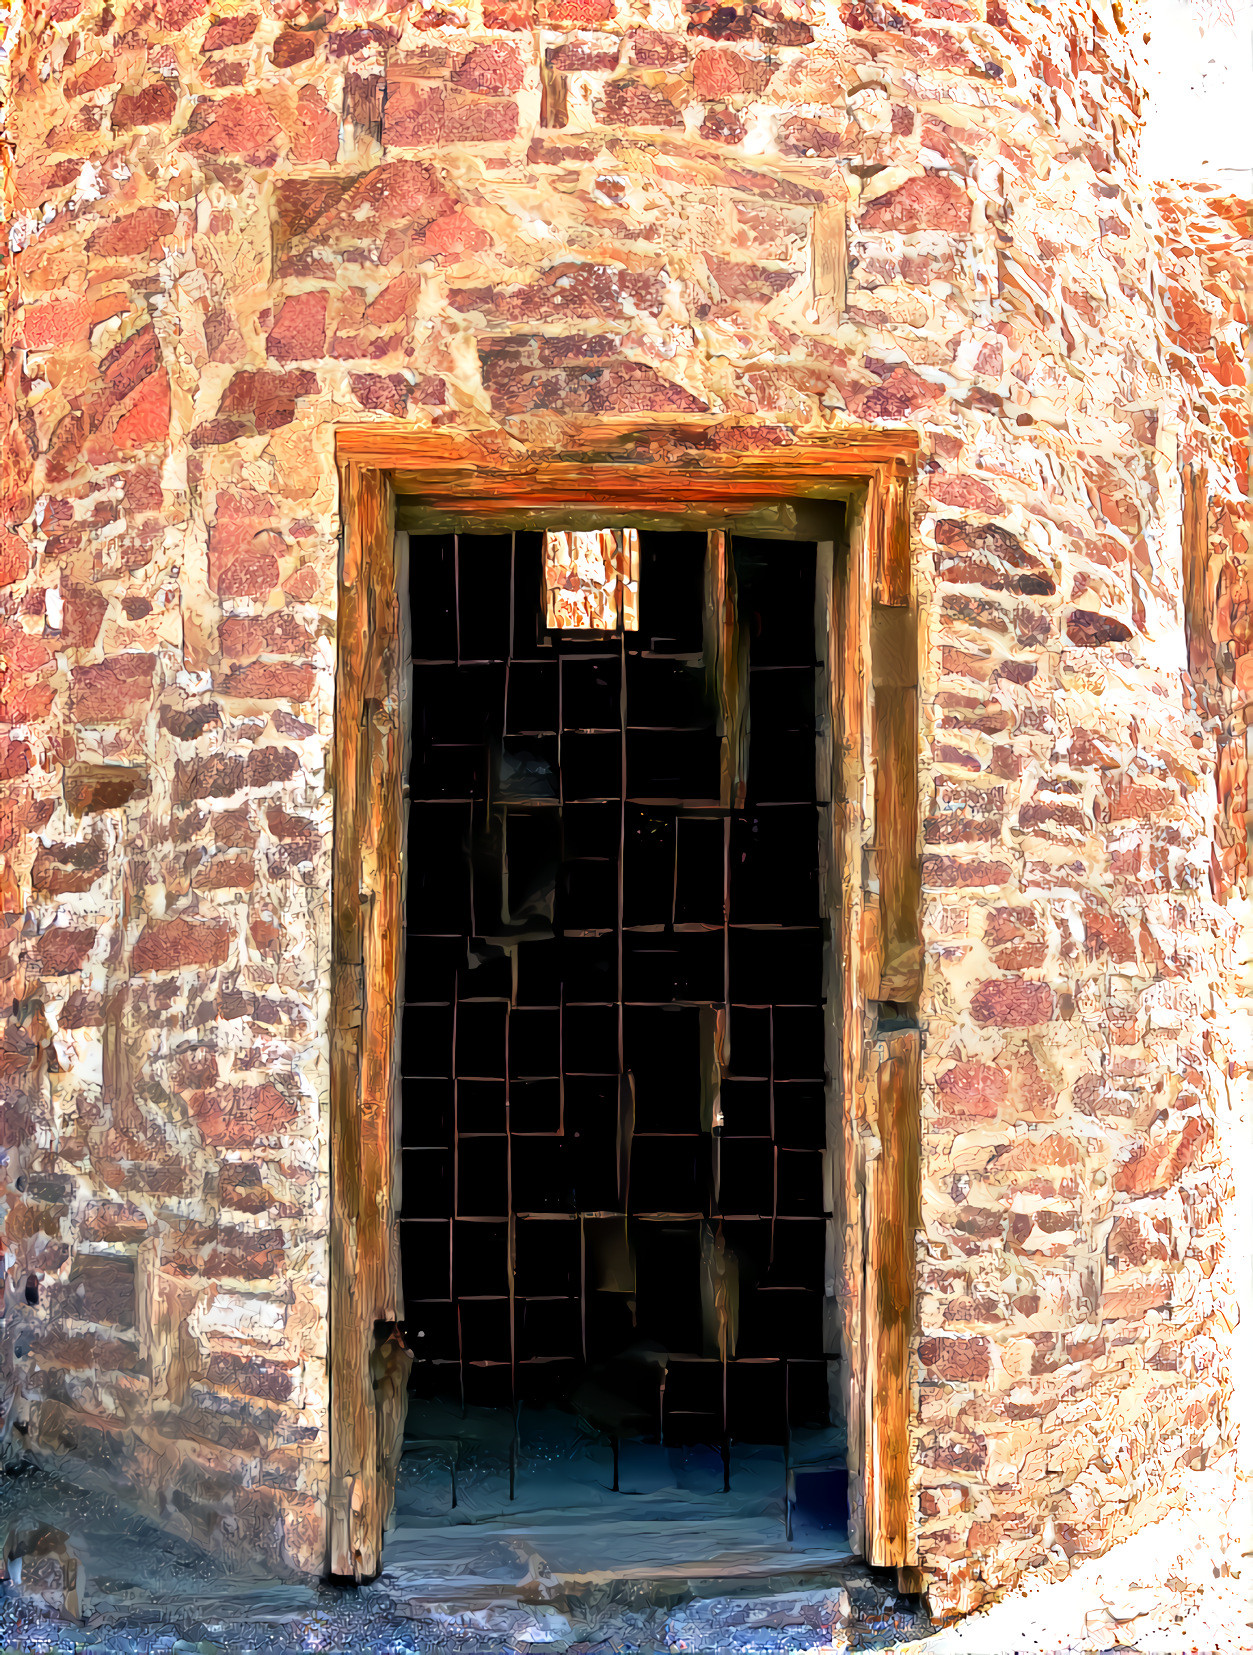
[331,426,922,1583]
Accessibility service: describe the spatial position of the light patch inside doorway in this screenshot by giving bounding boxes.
[543,527,639,632]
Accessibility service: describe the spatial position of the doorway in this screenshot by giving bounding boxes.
[394,511,849,1572]
[330,438,920,1587]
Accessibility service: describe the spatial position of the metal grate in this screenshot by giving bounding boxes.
[399,525,836,1458]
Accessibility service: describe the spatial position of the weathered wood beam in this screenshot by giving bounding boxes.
[863,1030,921,1568]
[330,463,401,1580]
[1181,461,1211,683]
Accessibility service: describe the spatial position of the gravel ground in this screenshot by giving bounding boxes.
[0,1461,1247,1653]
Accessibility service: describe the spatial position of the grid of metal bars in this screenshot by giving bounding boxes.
[400,526,835,1456]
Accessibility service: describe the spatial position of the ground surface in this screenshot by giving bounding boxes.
[0,1461,1246,1653]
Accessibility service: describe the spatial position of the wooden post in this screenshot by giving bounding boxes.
[330,464,402,1580]
[863,1030,921,1565]
[858,464,923,1572]
[1181,462,1211,683]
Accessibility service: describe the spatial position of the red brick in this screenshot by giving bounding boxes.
[290,85,338,163]
[202,11,258,48]
[272,26,317,65]
[422,211,491,256]
[32,927,96,976]
[188,1082,298,1147]
[851,365,942,420]
[970,979,1053,1027]
[923,856,1012,887]
[598,79,685,128]
[350,372,412,416]
[548,39,619,71]
[929,474,1004,514]
[85,206,176,259]
[193,852,256,890]
[57,1252,135,1328]
[112,368,171,449]
[31,835,109,896]
[1107,1215,1171,1267]
[937,1061,1006,1117]
[266,292,327,363]
[62,582,108,649]
[215,544,283,599]
[1115,1118,1210,1195]
[218,612,314,661]
[628,28,684,65]
[697,46,773,97]
[207,1351,294,1400]
[384,83,519,146]
[202,1224,286,1281]
[80,1200,148,1244]
[67,56,119,95]
[707,257,798,303]
[861,173,971,234]
[701,106,746,144]
[540,0,613,21]
[101,324,160,401]
[451,41,525,93]
[934,520,1055,596]
[183,94,284,166]
[133,917,231,973]
[112,81,177,128]
[219,662,315,701]
[366,276,420,326]
[777,116,853,157]
[72,654,157,724]
[1067,609,1134,647]
[220,1160,293,1214]
[919,1335,992,1381]
[174,746,299,804]
[22,298,91,351]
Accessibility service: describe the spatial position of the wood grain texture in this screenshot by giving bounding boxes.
[703,532,750,810]
[863,1030,921,1568]
[854,469,923,1571]
[1181,462,1211,682]
[832,487,871,1558]
[330,463,401,1580]
[871,466,912,609]
[338,427,918,481]
[872,604,921,1004]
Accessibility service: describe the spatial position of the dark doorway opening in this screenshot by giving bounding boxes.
[394,512,850,1575]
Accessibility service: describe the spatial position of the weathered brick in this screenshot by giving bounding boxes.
[71,654,157,724]
[861,173,971,234]
[133,917,231,973]
[112,81,177,128]
[265,293,327,363]
[202,12,257,49]
[58,1253,135,1328]
[385,83,519,145]
[919,1335,992,1382]
[182,94,284,165]
[970,980,1054,1027]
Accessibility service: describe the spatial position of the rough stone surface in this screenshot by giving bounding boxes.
[0,0,1248,1614]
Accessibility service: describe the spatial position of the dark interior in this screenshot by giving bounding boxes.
[395,519,848,1552]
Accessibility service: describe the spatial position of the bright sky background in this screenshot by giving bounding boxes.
[1136,0,1253,186]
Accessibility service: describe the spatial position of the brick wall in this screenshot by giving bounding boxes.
[0,0,1246,1603]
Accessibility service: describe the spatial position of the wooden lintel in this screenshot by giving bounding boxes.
[336,425,919,479]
